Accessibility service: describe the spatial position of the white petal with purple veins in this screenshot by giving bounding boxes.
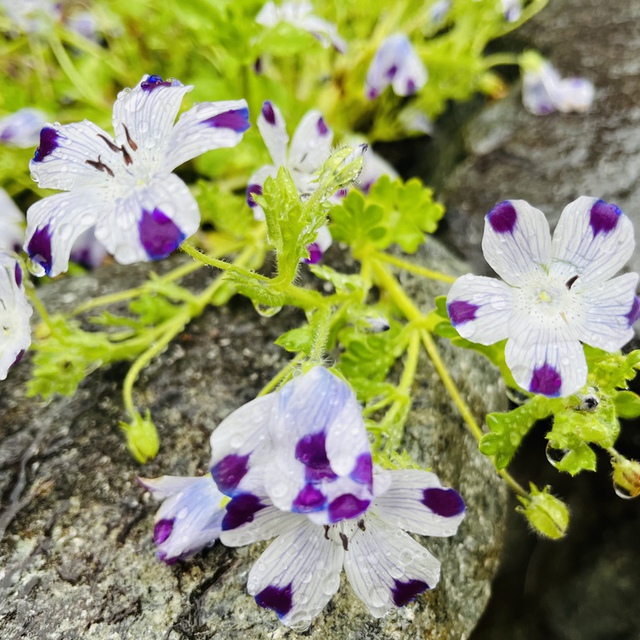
[258,101,289,168]
[446,274,514,344]
[247,518,344,631]
[25,189,108,277]
[139,474,225,562]
[112,75,192,168]
[97,173,198,265]
[505,322,587,397]
[163,99,250,172]
[344,515,440,617]
[551,196,634,286]
[522,68,557,116]
[570,272,639,351]
[372,469,465,537]
[288,110,334,176]
[221,502,305,546]
[482,199,551,286]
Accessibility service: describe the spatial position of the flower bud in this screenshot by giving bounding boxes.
[611,456,640,499]
[317,144,367,199]
[517,484,569,539]
[120,410,159,463]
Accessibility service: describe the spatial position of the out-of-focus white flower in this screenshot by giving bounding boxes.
[25,74,250,277]
[0,109,47,148]
[256,1,346,53]
[447,198,640,397]
[0,0,61,34]
[365,34,428,100]
[501,0,522,22]
[430,0,451,25]
[0,189,26,253]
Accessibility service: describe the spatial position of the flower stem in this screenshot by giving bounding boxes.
[309,305,333,363]
[258,353,305,397]
[373,251,457,284]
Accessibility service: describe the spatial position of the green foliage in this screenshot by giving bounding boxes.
[275,326,314,355]
[518,484,569,540]
[614,390,640,419]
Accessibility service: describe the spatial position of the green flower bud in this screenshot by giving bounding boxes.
[611,456,640,499]
[317,144,367,199]
[120,410,159,463]
[517,484,569,539]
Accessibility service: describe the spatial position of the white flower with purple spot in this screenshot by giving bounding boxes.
[25,74,250,277]
[365,34,428,100]
[0,108,47,148]
[69,227,108,270]
[501,0,522,22]
[247,101,334,263]
[0,189,26,254]
[430,0,451,25]
[256,1,346,53]
[0,252,32,380]
[210,367,375,525]
[220,467,465,630]
[139,474,226,564]
[447,197,640,397]
[522,59,594,116]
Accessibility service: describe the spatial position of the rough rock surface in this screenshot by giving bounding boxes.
[0,241,508,640]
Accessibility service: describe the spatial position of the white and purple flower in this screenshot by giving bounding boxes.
[0,108,47,148]
[0,189,26,254]
[501,0,522,22]
[247,101,334,262]
[365,34,428,100]
[256,1,346,53]
[0,252,32,380]
[447,197,640,397]
[522,59,594,116]
[139,474,226,564]
[25,74,250,278]
[220,467,465,630]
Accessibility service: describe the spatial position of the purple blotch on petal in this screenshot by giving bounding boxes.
[366,87,379,100]
[205,107,250,133]
[221,493,266,531]
[386,64,398,79]
[255,583,293,618]
[295,431,337,482]
[154,519,174,545]
[11,349,25,368]
[139,208,186,261]
[328,493,370,523]
[317,116,329,136]
[247,184,263,208]
[292,484,327,512]
[350,453,373,485]
[304,242,323,265]
[529,363,562,397]
[14,264,22,287]
[261,102,276,126]
[487,201,518,234]
[589,199,622,237]
[448,300,478,326]
[422,487,465,517]
[626,296,640,327]
[211,453,250,495]
[391,578,429,607]
[406,78,417,94]
[141,75,173,91]
[28,225,53,275]
[33,127,58,162]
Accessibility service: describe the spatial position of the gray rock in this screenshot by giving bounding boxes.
[0,241,507,640]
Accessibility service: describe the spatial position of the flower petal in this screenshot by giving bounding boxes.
[0,253,32,380]
[555,77,594,113]
[482,199,552,286]
[30,121,125,191]
[305,225,332,264]
[139,475,225,563]
[246,165,278,222]
[296,14,346,53]
[344,515,440,617]
[247,518,344,631]
[25,190,109,277]
[356,148,399,194]
[446,274,514,345]
[570,273,639,351]
[70,227,108,270]
[551,196,635,286]
[112,75,192,167]
[288,110,333,176]
[95,173,199,265]
[163,99,250,173]
[372,469,465,537]
[0,188,25,253]
[505,323,587,397]
[0,108,47,148]
[258,101,289,168]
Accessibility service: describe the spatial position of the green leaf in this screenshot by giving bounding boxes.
[275,326,314,355]
[614,390,640,419]
[550,441,597,476]
[307,263,366,294]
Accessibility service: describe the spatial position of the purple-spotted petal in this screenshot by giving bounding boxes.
[70,227,107,270]
[343,516,440,618]
[246,517,344,631]
[304,224,332,264]
[246,165,277,222]
[522,63,562,116]
[25,190,108,277]
[138,207,185,260]
[0,108,47,148]
[163,99,250,172]
[289,110,334,175]
[551,196,635,286]
[505,325,587,397]
[482,199,552,286]
[556,77,594,113]
[446,274,513,345]
[211,453,250,495]
[222,493,267,530]
[258,101,289,167]
[372,469,465,537]
[139,474,225,562]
